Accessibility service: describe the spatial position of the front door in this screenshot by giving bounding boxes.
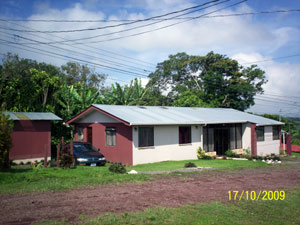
[87,127,93,144]
[214,128,229,155]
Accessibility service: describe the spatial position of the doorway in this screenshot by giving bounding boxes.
[87,127,93,144]
[214,128,229,155]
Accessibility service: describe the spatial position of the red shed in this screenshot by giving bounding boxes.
[5,112,62,164]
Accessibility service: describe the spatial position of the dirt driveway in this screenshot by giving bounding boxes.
[1,164,300,225]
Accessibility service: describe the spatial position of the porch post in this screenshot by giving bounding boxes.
[286,133,292,156]
[251,124,257,156]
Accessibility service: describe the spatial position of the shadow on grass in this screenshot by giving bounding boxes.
[1,168,32,173]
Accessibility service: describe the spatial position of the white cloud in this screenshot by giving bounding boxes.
[232,52,300,116]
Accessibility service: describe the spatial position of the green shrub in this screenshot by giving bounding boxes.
[196,146,205,159]
[184,162,197,168]
[253,155,263,160]
[0,113,14,170]
[202,155,212,160]
[109,162,126,174]
[59,145,73,168]
[225,150,240,158]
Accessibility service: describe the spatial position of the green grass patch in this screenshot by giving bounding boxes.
[292,152,300,157]
[0,159,268,194]
[129,159,268,172]
[0,165,151,194]
[37,187,300,225]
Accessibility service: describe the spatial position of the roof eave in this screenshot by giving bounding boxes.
[256,123,284,126]
[66,105,130,126]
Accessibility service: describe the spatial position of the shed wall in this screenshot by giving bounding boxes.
[10,120,51,161]
[132,125,201,165]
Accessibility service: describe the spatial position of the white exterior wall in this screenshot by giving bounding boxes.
[77,110,118,123]
[257,126,280,156]
[132,125,202,165]
[242,123,251,151]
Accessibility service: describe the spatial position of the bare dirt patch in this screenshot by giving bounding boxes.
[1,165,300,225]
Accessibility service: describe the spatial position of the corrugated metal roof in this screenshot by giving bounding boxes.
[91,104,283,126]
[3,112,62,121]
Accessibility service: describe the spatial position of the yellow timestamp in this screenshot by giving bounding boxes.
[228,190,285,201]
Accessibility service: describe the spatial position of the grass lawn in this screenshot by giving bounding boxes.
[292,152,300,157]
[37,187,300,225]
[0,159,268,194]
[130,159,268,171]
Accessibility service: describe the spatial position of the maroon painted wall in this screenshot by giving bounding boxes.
[74,122,133,165]
[10,120,51,160]
[251,123,257,156]
[281,144,300,153]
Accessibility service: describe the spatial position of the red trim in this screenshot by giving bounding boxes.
[66,105,130,126]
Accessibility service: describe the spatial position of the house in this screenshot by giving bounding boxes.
[66,104,283,165]
[4,112,62,164]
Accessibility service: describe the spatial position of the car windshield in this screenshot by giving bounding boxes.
[73,143,98,152]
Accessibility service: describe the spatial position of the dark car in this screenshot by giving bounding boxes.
[72,142,106,166]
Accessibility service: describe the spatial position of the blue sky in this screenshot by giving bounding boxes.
[0,0,300,116]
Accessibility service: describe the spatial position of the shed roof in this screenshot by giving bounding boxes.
[4,112,62,121]
[68,104,283,126]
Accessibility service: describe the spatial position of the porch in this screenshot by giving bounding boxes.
[203,124,244,155]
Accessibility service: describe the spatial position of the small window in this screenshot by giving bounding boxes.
[77,127,84,141]
[138,127,154,147]
[179,126,191,144]
[106,127,116,146]
[273,126,280,140]
[256,126,265,142]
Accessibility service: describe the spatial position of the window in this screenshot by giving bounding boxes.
[179,126,191,144]
[138,127,154,147]
[236,125,242,149]
[106,127,116,146]
[256,126,265,142]
[77,127,84,141]
[273,126,280,140]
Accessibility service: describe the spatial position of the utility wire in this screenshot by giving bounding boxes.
[241,53,300,65]
[0,31,150,77]
[0,0,221,33]
[0,21,156,68]
[2,9,299,23]
[5,0,241,45]
[256,95,300,104]
[264,92,300,99]
[0,46,131,84]
[78,0,246,44]
[31,0,247,44]
[255,97,300,108]
[0,37,149,78]
[0,26,156,72]
[259,93,300,100]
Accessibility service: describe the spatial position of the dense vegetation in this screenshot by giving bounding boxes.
[0,113,13,169]
[1,51,298,145]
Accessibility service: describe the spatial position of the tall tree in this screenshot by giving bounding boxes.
[147,52,267,111]
[61,62,106,89]
[30,68,61,112]
[0,53,61,111]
